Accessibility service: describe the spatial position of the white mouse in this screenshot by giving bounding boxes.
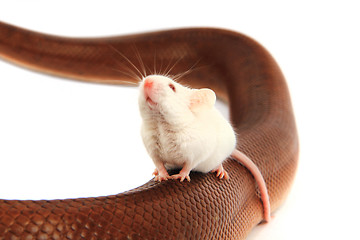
[138,75,271,222]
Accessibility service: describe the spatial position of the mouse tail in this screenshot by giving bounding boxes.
[231,149,271,222]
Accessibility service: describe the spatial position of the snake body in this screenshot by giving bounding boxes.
[0,21,298,239]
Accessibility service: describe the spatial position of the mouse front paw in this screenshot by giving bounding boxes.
[154,174,170,182]
[170,173,191,182]
[153,168,170,182]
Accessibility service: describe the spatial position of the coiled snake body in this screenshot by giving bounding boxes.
[0,21,298,239]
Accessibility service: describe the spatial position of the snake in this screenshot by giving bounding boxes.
[0,21,298,239]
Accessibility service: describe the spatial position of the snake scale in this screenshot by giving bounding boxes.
[0,21,298,239]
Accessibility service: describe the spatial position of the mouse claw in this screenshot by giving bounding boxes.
[154,174,169,182]
[171,173,191,182]
[153,168,159,176]
[211,165,229,180]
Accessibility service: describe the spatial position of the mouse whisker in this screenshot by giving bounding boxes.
[154,53,179,78]
[164,57,184,79]
[109,55,143,82]
[157,56,165,76]
[109,66,142,83]
[116,79,140,86]
[173,59,202,82]
[132,45,148,78]
[153,49,158,75]
[108,44,145,80]
[160,58,174,78]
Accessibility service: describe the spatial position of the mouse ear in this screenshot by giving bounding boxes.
[189,88,216,111]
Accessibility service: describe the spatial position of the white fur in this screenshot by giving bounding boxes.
[138,75,236,173]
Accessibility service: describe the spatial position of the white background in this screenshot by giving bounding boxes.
[0,1,359,239]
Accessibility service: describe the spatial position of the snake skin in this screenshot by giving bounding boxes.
[0,21,298,239]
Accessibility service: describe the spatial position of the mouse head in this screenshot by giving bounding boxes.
[138,75,216,122]
[139,75,185,109]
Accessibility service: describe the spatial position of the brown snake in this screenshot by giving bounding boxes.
[0,21,298,239]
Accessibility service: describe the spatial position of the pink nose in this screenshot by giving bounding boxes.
[144,78,154,89]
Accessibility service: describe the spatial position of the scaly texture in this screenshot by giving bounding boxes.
[0,21,298,239]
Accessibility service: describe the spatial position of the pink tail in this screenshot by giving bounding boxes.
[231,149,271,222]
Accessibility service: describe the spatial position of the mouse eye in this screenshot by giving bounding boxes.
[169,83,176,92]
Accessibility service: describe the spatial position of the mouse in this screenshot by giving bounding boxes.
[138,75,271,222]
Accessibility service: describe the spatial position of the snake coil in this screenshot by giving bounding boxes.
[0,21,298,239]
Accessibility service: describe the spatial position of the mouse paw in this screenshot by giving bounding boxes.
[211,165,229,180]
[153,167,170,182]
[171,173,191,182]
[154,174,170,182]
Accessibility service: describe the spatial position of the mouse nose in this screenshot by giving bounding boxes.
[144,78,154,89]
